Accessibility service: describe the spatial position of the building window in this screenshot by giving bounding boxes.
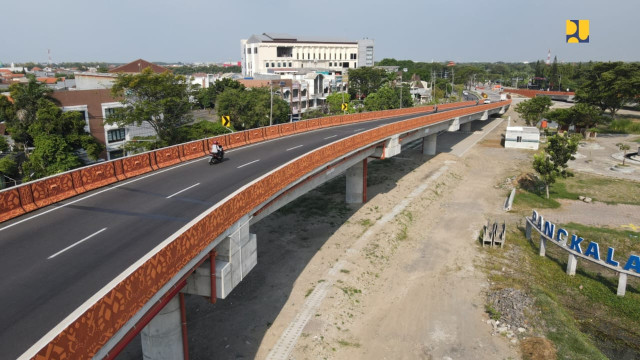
[324,53,326,60]
[329,62,332,67]
[271,62,275,68]
[297,53,299,59]
[277,46,292,57]
[107,128,126,143]
[104,107,118,118]
[308,53,310,59]
[109,149,124,160]
[517,136,523,143]
[277,62,281,67]
[247,48,252,54]
[350,54,357,60]
[289,62,292,67]
[266,62,269,68]
[254,47,258,54]
[340,53,342,60]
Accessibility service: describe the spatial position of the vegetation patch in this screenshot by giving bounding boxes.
[480,226,640,359]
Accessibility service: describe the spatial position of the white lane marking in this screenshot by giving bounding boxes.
[166,183,200,199]
[47,228,108,260]
[266,164,453,360]
[353,128,365,132]
[324,135,337,139]
[237,159,260,168]
[286,145,303,151]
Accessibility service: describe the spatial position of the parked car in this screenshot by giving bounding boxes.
[483,99,491,104]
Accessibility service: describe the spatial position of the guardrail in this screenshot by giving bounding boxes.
[0,101,481,223]
[25,100,510,359]
[503,88,575,98]
[525,210,639,297]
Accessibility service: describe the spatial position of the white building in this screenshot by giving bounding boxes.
[241,33,374,78]
[505,126,540,150]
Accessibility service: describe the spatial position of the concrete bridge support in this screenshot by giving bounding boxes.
[346,159,368,204]
[141,295,185,360]
[422,134,437,156]
[461,122,472,132]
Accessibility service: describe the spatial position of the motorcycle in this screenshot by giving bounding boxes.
[209,148,225,165]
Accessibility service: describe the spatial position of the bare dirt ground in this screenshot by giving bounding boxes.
[119,108,535,360]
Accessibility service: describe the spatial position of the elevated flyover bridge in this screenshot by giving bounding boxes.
[0,100,510,359]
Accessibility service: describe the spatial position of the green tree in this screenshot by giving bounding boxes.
[0,156,19,181]
[347,67,391,99]
[0,95,15,123]
[616,143,631,166]
[364,86,400,111]
[533,152,557,199]
[196,78,245,109]
[29,99,103,160]
[575,62,640,118]
[6,78,52,146]
[0,136,9,153]
[216,87,289,130]
[22,134,82,180]
[107,68,195,146]
[514,96,553,126]
[326,92,351,114]
[533,134,580,199]
[544,103,603,130]
[177,120,231,142]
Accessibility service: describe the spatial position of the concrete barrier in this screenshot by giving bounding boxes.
[80,162,119,192]
[30,174,77,208]
[264,125,280,140]
[246,128,266,144]
[307,118,320,130]
[0,188,25,222]
[113,159,127,181]
[154,146,182,169]
[180,140,206,161]
[278,123,295,136]
[121,153,154,178]
[294,120,308,133]
[226,131,248,149]
[18,186,37,212]
[206,135,230,154]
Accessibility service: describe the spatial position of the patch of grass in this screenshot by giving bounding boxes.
[512,189,561,210]
[600,118,640,134]
[337,339,361,348]
[340,286,362,298]
[340,269,350,274]
[558,173,640,205]
[359,218,373,228]
[305,286,315,298]
[487,228,640,358]
[485,304,501,320]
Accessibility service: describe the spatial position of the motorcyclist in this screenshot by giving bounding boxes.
[211,141,224,161]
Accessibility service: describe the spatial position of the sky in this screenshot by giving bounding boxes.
[1,0,639,65]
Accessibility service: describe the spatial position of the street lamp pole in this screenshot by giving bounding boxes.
[270,80,273,126]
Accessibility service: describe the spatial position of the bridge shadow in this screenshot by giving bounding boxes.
[116,121,493,359]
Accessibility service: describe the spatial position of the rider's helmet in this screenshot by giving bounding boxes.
[213,141,219,145]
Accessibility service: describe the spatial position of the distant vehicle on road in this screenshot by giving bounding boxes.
[483,99,491,104]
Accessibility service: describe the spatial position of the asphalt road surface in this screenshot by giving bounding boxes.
[0,105,494,359]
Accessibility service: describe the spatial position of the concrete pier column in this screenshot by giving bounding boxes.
[461,122,472,132]
[422,134,437,156]
[141,295,184,360]
[346,159,367,204]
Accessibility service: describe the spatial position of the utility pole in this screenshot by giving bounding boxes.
[269,80,273,126]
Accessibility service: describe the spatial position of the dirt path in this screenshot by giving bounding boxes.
[542,199,640,230]
[255,116,531,360]
[119,110,533,360]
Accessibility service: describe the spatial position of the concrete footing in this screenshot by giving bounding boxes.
[346,159,367,204]
[141,296,184,360]
[617,273,628,296]
[461,122,472,132]
[422,134,437,156]
[566,253,578,275]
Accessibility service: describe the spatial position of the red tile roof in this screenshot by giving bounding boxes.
[32,67,42,71]
[109,59,169,74]
[37,77,59,84]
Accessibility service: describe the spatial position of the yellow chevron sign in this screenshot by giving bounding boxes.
[221,115,230,127]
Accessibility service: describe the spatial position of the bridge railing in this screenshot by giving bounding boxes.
[0,101,482,223]
[503,88,575,98]
[28,100,509,359]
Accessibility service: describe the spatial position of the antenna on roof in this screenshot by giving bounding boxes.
[545,49,551,65]
[48,49,52,67]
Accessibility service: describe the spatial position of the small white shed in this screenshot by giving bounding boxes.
[505,126,540,150]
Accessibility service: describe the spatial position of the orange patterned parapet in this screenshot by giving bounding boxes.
[504,88,575,98]
[30,100,510,359]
